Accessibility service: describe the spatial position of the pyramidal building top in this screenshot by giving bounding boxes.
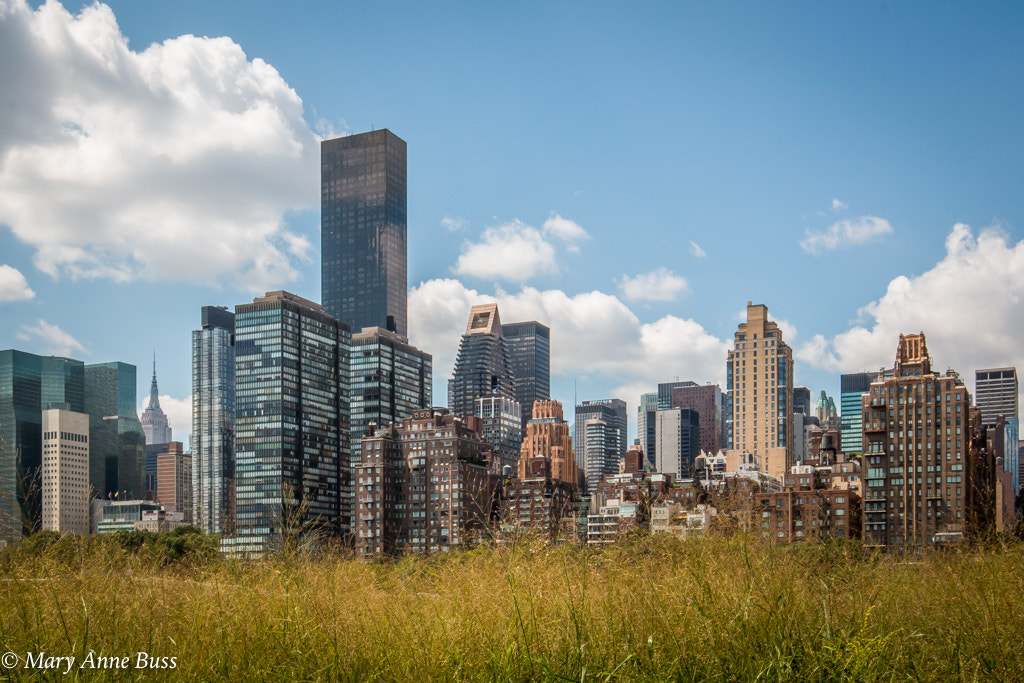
[141,353,172,445]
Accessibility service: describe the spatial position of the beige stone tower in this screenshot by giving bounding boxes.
[726,302,794,479]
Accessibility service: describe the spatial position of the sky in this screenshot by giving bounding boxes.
[2,0,1024,444]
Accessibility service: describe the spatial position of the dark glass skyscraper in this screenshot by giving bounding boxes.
[321,129,407,336]
[192,306,236,534]
[0,351,84,540]
[501,321,550,430]
[448,304,515,421]
[226,291,350,555]
[84,362,146,500]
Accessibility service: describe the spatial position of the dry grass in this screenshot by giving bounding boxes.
[1,532,1022,680]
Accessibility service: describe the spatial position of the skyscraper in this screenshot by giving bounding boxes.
[575,399,627,491]
[655,407,700,479]
[657,380,696,410]
[501,321,551,429]
[0,351,84,540]
[84,362,145,500]
[861,333,989,547]
[518,400,577,486]
[670,383,723,454]
[840,372,874,455]
[448,304,516,420]
[975,367,1018,428]
[637,393,658,469]
[726,302,793,479]
[227,291,350,555]
[41,406,90,536]
[192,306,236,534]
[349,326,431,454]
[321,130,407,336]
[141,356,172,445]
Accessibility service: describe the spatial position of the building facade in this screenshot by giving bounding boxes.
[192,305,236,534]
[501,321,551,430]
[476,396,522,474]
[354,408,498,556]
[517,399,578,486]
[655,407,701,479]
[448,303,516,420]
[227,291,351,555]
[861,333,988,548]
[726,302,794,480]
[349,326,431,454]
[84,362,145,501]
[975,367,1018,428]
[575,399,628,491]
[157,442,191,523]
[637,393,658,470]
[840,372,875,455]
[41,407,90,535]
[321,129,407,336]
[0,351,85,540]
[670,383,724,454]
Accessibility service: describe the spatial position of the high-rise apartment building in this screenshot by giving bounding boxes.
[575,399,628,491]
[0,351,84,540]
[840,372,874,455]
[501,321,551,430]
[41,406,90,535]
[725,302,793,480]
[140,358,171,445]
[670,384,723,455]
[84,362,145,500]
[657,380,696,410]
[975,367,1018,428]
[349,326,431,455]
[476,396,522,474]
[448,304,515,420]
[354,408,497,556]
[637,393,658,469]
[655,408,700,479]
[861,333,986,547]
[518,399,577,486]
[321,130,407,336]
[227,291,351,555]
[157,442,191,523]
[192,306,236,534]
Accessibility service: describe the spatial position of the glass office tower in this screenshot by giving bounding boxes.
[84,362,146,499]
[0,351,85,540]
[501,321,551,431]
[228,291,350,555]
[321,130,407,336]
[192,306,236,534]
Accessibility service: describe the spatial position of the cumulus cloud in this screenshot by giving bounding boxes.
[798,224,1024,381]
[0,264,35,301]
[16,319,87,356]
[617,268,689,302]
[689,241,707,258]
[542,212,589,253]
[832,198,849,211]
[408,278,728,403]
[453,221,557,281]
[800,216,893,254]
[0,0,319,292]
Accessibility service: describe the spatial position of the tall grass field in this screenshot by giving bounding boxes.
[1,530,1022,681]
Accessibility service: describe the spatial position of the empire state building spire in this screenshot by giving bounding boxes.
[141,353,172,445]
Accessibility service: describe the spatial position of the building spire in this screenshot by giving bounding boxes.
[147,352,161,412]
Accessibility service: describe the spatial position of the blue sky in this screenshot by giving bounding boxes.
[2,0,1024,442]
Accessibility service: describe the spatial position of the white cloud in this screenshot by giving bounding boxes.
[542,212,589,245]
[0,264,35,301]
[441,216,468,232]
[800,216,893,254]
[832,198,849,211]
[408,279,728,404]
[798,224,1024,381]
[16,319,87,356]
[617,268,689,302]
[689,241,707,259]
[0,0,319,292]
[453,220,557,281]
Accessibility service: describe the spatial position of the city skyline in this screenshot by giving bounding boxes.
[3,1,1024,443]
